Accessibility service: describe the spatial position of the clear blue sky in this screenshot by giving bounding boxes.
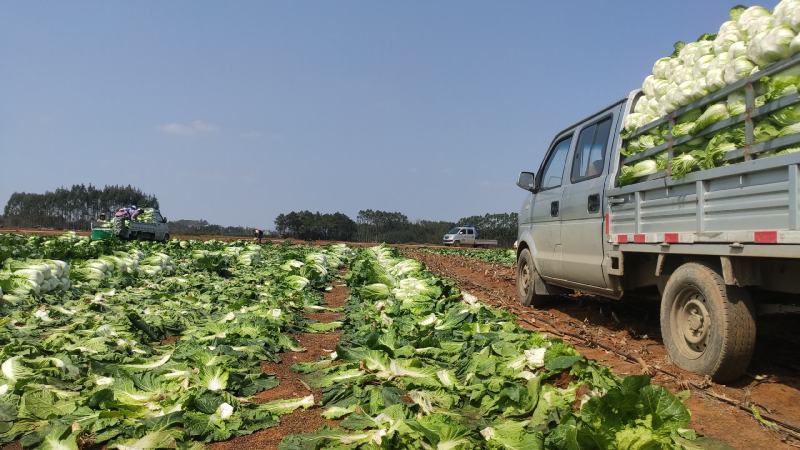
[1,1,768,228]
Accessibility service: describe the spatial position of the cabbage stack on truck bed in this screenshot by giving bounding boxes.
[133,207,157,223]
[620,1,800,185]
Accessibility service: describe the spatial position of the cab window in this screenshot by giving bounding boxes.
[539,135,573,190]
[571,117,612,182]
[467,229,474,235]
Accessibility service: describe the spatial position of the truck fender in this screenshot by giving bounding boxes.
[516,228,545,274]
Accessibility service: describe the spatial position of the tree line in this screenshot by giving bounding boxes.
[1,185,518,245]
[274,211,357,241]
[167,219,257,237]
[1,184,159,230]
[276,209,518,246]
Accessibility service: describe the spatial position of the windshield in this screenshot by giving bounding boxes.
[447,227,461,234]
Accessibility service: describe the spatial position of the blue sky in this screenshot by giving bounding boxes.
[1,1,768,228]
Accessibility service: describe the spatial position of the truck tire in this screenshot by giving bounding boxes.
[660,262,756,382]
[163,233,170,242]
[516,248,553,307]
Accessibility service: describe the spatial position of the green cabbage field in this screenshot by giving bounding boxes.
[0,235,715,449]
[0,233,350,448]
[414,247,517,267]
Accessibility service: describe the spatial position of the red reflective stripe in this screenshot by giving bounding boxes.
[633,234,646,243]
[604,212,610,236]
[617,234,628,243]
[664,233,679,243]
[754,231,778,244]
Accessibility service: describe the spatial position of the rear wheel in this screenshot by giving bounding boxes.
[516,248,554,307]
[163,233,170,242]
[660,262,756,382]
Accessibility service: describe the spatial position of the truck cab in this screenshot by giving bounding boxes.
[516,84,800,382]
[443,226,478,246]
[516,101,624,295]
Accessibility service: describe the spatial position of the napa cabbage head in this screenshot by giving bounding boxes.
[748,26,797,67]
[775,0,800,32]
[618,159,658,186]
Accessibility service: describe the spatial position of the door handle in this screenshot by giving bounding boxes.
[550,201,559,217]
[608,197,626,205]
[587,193,600,213]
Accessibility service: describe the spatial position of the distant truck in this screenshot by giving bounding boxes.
[91,208,170,242]
[515,54,800,382]
[442,226,498,247]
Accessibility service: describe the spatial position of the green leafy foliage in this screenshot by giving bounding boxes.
[416,247,517,266]
[281,245,708,450]
[0,233,352,448]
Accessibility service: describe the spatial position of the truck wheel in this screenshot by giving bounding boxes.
[517,248,552,307]
[163,233,170,242]
[453,240,461,247]
[660,262,756,382]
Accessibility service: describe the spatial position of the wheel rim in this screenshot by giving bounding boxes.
[671,285,711,360]
[519,259,531,297]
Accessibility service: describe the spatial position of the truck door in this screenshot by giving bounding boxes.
[559,114,615,288]
[531,134,573,278]
[465,228,475,244]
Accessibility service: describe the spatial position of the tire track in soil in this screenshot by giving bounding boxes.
[210,281,349,450]
[402,249,800,450]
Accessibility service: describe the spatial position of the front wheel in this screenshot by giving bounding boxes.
[516,248,554,307]
[163,233,170,242]
[660,262,756,382]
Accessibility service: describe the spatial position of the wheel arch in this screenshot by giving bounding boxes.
[515,229,538,260]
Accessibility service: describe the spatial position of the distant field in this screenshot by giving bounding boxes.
[414,246,516,266]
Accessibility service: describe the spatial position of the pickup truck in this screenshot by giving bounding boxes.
[111,209,170,242]
[442,226,498,247]
[516,54,800,382]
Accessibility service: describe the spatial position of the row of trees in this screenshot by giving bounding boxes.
[2,185,159,230]
[276,209,518,246]
[167,219,256,237]
[274,211,357,241]
[0,185,517,244]
[356,209,456,244]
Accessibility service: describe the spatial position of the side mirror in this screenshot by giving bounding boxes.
[517,171,536,192]
[162,217,168,223]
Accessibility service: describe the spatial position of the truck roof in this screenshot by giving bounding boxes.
[551,96,629,140]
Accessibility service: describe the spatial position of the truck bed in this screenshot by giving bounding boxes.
[608,150,800,254]
[608,54,800,255]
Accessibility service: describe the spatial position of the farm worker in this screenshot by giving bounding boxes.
[130,207,144,221]
[254,229,264,243]
[96,213,110,229]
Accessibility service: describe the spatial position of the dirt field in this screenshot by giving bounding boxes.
[402,249,800,449]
